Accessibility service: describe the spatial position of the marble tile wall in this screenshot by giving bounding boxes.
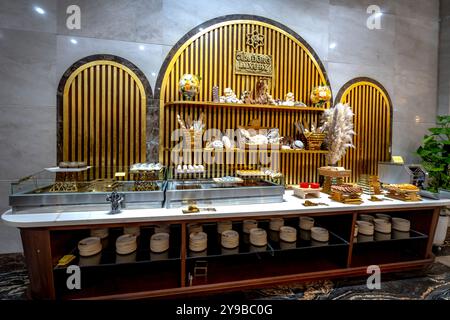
[438,0,450,115]
[0,0,443,251]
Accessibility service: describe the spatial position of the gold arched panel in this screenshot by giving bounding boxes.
[157,16,330,184]
[58,56,150,179]
[336,78,392,182]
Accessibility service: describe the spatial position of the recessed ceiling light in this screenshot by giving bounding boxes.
[34,6,45,15]
[139,45,145,51]
[70,38,78,44]
[329,42,337,49]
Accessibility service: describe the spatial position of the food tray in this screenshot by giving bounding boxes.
[45,166,92,173]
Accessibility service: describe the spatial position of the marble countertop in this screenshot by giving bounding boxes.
[2,191,450,228]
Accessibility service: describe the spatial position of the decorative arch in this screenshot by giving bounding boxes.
[57,54,153,178]
[335,77,393,182]
[156,15,331,183]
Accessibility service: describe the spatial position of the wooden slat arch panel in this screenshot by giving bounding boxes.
[156,15,331,184]
[57,55,152,179]
[336,78,392,182]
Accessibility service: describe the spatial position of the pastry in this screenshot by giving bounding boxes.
[269,218,284,231]
[78,237,102,257]
[279,226,297,243]
[150,232,170,253]
[90,228,109,239]
[217,221,232,234]
[189,232,207,252]
[310,227,329,242]
[243,220,258,234]
[249,228,267,247]
[299,217,315,230]
[221,230,239,249]
[116,234,137,255]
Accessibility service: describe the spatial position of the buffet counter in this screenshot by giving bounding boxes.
[3,191,450,228]
[3,192,449,300]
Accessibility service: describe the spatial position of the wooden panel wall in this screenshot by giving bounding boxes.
[158,19,330,184]
[337,80,392,182]
[61,60,147,178]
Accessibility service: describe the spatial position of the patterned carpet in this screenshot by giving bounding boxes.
[1,232,449,300]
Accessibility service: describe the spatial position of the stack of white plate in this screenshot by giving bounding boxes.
[373,219,392,234]
[375,213,391,222]
[279,226,297,243]
[280,241,296,250]
[116,251,137,263]
[217,221,233,234]
[249,228,267,246]
[90,228,109,239]
[188,223,203,234]
[310,227,329,242]
[358,234,374,242]
[359,214,374,223]
[116,234,137,255]
[78,237,102,257]
[221,230,239,249]
[221,247,239,255]
[354,224,359,237]
[124,226,141,237]
[249,244,267,252]
[79,253,101,266]
[299,217,315,230]
[375,232,391,241]
[392,218,410,232]
[356,221,374,236]
[243,220,258,234]
[150,232,170,253]
[189,232,207,252]
[155,224,170,234]
[269,218,284,231]
[150,251,169,261]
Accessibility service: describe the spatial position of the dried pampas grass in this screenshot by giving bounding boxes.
[322,103,355,165]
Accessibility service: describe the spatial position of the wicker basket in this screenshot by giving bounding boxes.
[304,133,325,150]
[183,128,204,148]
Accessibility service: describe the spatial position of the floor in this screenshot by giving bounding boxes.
[0,231,449,300]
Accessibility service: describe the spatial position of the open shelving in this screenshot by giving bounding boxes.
[165,101,327,112]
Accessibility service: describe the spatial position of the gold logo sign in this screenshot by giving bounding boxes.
[234,50,273,77]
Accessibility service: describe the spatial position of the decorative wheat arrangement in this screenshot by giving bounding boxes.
[322,103,355,165]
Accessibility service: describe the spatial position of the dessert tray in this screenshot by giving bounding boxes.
[383,184,421,202]
[330,184,363,205]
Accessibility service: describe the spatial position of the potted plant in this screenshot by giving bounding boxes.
[416,115,450,196]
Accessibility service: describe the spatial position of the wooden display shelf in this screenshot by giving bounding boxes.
[165,101,327,112]
[17,206,441,300]
[166,147,328,154]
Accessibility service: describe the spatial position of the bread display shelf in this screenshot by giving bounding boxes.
[165,101,327,112]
